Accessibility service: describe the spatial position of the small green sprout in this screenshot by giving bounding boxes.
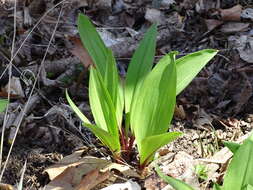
[194,164,208,181]
[66,14,218,169]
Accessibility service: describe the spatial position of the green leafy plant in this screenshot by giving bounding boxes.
[156,132,253,190]
[66,13,217,168]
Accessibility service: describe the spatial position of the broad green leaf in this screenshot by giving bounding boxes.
[176,49,218,95]
[131,52,176,141]
[89,67,119,139]
[116,78,124,127]
[140,132,182,164]
[245,184,253,190]
[125,24,157,113]
[66,90,120,153]
[78,14,108,76]
[66,90,91,124]
[222,133,253,190]
[104,49,118,107]
[223,141,241,154]
[86,123,120,154]
[213,183,222,190]
[155,165,195,190]
[0,99,8,113]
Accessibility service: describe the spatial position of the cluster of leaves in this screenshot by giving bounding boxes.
[156,133,253,190]
[66,14,217,168]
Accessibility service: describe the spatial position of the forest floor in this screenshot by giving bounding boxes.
[0,0,253,189]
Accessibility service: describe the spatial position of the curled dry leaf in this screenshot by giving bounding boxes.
[68,36,94,68]
[228,35,253,63]
[219,5,242,21]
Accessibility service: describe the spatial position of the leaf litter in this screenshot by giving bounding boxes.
[0,0,253,189]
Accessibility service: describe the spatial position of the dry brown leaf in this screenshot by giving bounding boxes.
[0,77,25,99]
[75,169,110,190]
[219,5,242,21]
[0,183,14,190]
[68,36,94,68]
[174,104,186,119]
[220,22,249,33]
[228,35,253,63]
[233,77,252,115]
[44,163,111,190]
[205,19,223,31]
[44,166,76,190]
[45,150,110,180]
[102,163,140,178]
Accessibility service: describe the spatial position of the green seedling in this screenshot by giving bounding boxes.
[66,13,218,169]
[194,164,208,181]
[156,132,253,190]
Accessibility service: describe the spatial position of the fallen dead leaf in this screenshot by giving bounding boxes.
[205,19,223,31]
[75,169,110,190]
[44,150,141,190]
[233,76,252,115]
[174,104,186,120]
[44,150,110,180]
[219,5,242,21]
[68,36,94,68]
[219,22,249,33]
[102,163,140,178]
[0,183,14,190]
[228,35,253,63]
[2,77,25,98]
[44,164,111,190]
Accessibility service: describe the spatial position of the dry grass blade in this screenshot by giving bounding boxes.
[17,160,27,190]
